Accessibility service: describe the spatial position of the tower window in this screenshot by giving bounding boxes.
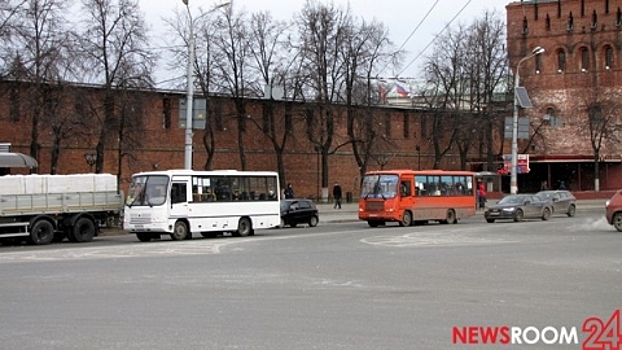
[605,46,614,69]
[581,47,589,71]
[557,50,566,73]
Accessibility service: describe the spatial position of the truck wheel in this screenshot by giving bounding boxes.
[30,220,55,245]
[171,221,189,241]
[72,217,96,242]
[233,217,252,237]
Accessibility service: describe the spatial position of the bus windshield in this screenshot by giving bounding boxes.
[360,174,399,199]
[127,175,169,207]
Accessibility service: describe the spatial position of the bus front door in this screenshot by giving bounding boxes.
[399,178,415,215]
[170,181,189,221]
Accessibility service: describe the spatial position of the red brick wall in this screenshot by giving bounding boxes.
[2,82,470,196]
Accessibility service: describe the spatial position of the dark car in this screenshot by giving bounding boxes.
[535,190,577,217]
[605,190,622,231]
[484,194,553,223]
[280,199,319,228]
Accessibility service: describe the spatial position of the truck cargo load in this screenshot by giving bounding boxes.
[0,173,124,245]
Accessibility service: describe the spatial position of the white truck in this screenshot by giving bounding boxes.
[0,173,123,245]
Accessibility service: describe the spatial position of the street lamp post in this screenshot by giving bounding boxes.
[511,46,545,194]
[183,0,195,170]
[182,0,230,170]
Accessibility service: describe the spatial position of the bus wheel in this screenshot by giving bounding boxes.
[399,211,413,227]
[72,217,96,242]
[234,217,252,237]
[442,209,457,224]
[368,220,380,228]
[30,220,55,245]
[136,232,152,242]
[171,221,189,241]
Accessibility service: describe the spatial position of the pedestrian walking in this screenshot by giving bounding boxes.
[332,182,342,209]
[477,181,487,209]
[284,183,295,199]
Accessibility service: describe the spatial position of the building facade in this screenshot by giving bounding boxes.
[506,0,622,191]
[4,0,619,197]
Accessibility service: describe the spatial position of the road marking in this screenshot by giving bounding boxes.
[0,239,243,263]
[361,230,515,248]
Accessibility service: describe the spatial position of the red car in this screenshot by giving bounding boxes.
[605,190,622,231]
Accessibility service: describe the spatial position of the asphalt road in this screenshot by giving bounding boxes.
[0,212,620,350]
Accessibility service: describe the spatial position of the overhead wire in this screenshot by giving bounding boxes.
[377,0,440,76]
[397,0,472,77]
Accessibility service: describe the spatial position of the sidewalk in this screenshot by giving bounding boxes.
[316,199,607,224]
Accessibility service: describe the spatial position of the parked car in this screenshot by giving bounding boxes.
[534,190,577,217]
[605,190,622,232]
[484,194,553,223]
[280,199,319,228]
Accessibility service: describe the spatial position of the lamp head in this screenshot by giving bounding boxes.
[532,46,545,55]
[182,0,189,5]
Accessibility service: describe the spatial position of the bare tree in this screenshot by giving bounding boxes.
[295,0,349,200]
[6,0,72,168]
[342,18,398,182]
[466,11,509,170]
[247,11,293,188]
[421,10,508,171]
[0,0,28,78]
[39,83,89,174]
[421,24,467,168]
[211,6,252,170]
[577,88,622,191]
[75,0,154,175]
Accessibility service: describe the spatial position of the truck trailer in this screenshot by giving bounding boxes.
[0,173,123,245]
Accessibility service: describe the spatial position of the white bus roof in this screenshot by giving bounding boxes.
[131,169,279,177]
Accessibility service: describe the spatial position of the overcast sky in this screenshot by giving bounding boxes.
[140,0,512,87]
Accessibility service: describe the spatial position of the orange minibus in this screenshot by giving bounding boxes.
[358,169,476,227]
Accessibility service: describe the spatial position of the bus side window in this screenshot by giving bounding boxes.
[171,183,187,204]
[400,181,411,197]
